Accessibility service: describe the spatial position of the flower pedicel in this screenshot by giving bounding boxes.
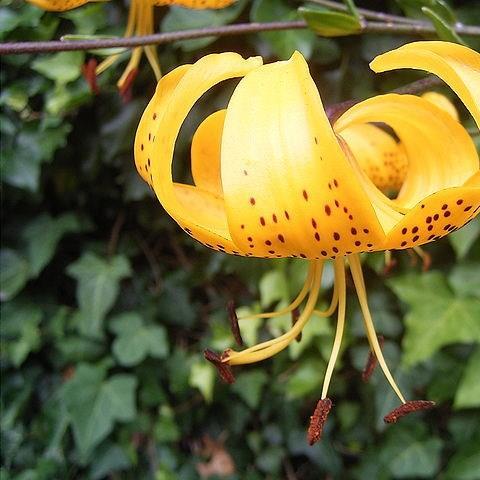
[134,41,480,444]
[28,0,235,95]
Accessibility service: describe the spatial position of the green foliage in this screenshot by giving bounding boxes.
[299,7,362,37]
[61,363,137,459]
[1,0,479,478]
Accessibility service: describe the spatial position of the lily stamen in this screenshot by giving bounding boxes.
[362,334,385,382]
[349,254,406,404]
[384,400,436,423]
[307,398,333,445]
[225,261,323,365]
[227,300,243,347]
[237,262,317,321]
[291,307,302,342]
[320,259,346,400]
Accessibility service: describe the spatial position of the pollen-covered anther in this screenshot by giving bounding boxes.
[384,400,436,424]
[362,335,384,382]
[291,307,302,342]
[227,300,243,347]
[204,349,235,384]
[81,58,99,95]
[118,68,139,103]
[307,398,333,445]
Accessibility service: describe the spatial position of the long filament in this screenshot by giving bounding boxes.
[349,254,406,403]
[226,260,323,365]
[238,262,317,321]
[314,278,339,318]
[320,258,346,399]
[95,0,138,76]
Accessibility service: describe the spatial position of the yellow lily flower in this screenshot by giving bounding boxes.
[134,41,480,443]
[28,0,236,93]
[344,93,458,196]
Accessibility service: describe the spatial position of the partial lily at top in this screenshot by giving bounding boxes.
[134,40,479,443]
[28,0,236,97]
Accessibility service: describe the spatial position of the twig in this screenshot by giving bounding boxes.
[326,76,443,123]
[307,0,426,25]
[1,19,479,55]
[107,211,125,257]
[134,232,162,294]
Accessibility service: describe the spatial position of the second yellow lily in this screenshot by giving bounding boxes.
[28,0,236,93]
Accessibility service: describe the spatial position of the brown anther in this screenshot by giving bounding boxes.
[291,307,302,342]
[204,349,235,384]
[307,398,332,445]
[421,251,432,272]
[383,258,397,276]
[227,300,243,347]
[384,400,436,424]
[362,335,384,382]
[118,68,138,103]
[81,58,99,95]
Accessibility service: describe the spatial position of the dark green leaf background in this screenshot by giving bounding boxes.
[1,0,479,478]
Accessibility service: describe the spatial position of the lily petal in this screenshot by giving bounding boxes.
[370,41,480,129]
[152,0,236,7]
[338,123,408,193]
[421,92,459,121]
[27,0,94,10]
[191,110,225,197]
[134,53,262,254]
[335,94,479,210]
[221,51,385,259]
[384,184,480,250]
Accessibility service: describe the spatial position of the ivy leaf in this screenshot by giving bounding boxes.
[31,52,84,86]
[22,213,84,277]
[389,431,442,478]
[422,7,465,44]
[61,364,137,460]
[67,253,131,338]
[299,7,363,37]
[259,268,289,308]
[0,249,30,301]
[0,301,42,367]
[454,347,480,409]
[449,219,480,259]
[449,263,480,299]
[232,370,269,408]
[110,312,169,367]
[445,436,480,480]
[388,272,480,366]
[161,0,246,52]
[189,360,215,403]
[251,0,317,60]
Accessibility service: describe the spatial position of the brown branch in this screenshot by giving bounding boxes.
[1,19,479,55]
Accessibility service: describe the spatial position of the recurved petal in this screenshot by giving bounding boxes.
[338,123,408,193]
[421,92,459,121]
[335,94,479,210]
[370,41,480,129]
[191,110,225,197]
[384,184,480,250]
[151,0,236,7]
[27,0,97,10]
[221,51,385,259]
[134,53,262,255]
